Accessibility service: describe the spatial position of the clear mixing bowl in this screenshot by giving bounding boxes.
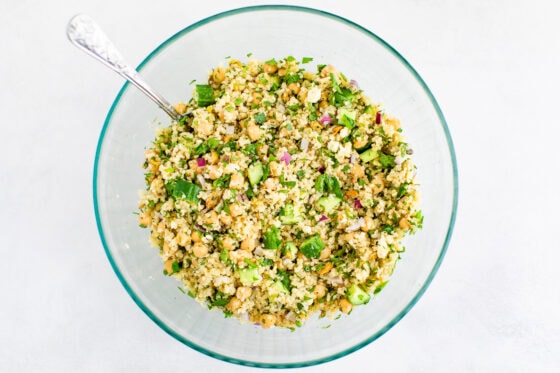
[93,5,457,368]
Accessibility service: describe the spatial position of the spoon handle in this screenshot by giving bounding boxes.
[66,14,181,120]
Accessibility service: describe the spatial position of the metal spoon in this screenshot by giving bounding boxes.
[66,14,183,121]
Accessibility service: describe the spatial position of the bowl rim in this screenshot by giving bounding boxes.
[93,4,458,368]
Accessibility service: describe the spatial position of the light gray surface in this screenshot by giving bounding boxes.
[1,0,558,371]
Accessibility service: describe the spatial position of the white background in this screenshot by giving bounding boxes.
[2,0,559,372]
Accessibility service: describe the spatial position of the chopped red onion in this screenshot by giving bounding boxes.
[350,153,358,164]
[353,200,363,209]
[350,79,359,89]
[197,157,206,168]
[319,114,332,125]
[318,166,326,174]
[280,151,291,165]
[319,215,329,222]
[225,125,235,135]
[375,111,382,124]
[395,156,404,165]
[300,138,309,152]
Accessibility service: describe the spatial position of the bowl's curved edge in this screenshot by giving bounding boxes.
[93,4,458,369]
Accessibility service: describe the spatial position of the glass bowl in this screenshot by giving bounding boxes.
[93,5,457,368]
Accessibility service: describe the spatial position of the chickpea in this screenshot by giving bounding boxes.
[196,120,213,136]
[317,261,333,275]
[345,189,359,199]
[236,286,252,301]
[176,230,190,247]
[353,135,368,149]
[268,161,281,177]
[219,214,232,226]
[339,298,353,314]
[361,216,375,232]
[188,159,199,172]
[212,67,226,83]
[350,164,365,183]
[385,116,401,130]
[287,83,300,95]
[277,68,286,77]
[319,100,329,109]
[173,103,187,114]
[263,63,278,74]
[240,237,256,251]
[222,236,236,251]
[309,120,321,132]
[229,59,242,68]
[251,91,262,104]
[163,259,175,274]
[226,297,242,312]
[138,211,152,227]
[207,165,222,180]
[209,151,219,165]
[319,247,331,260]
[399,217,411,230]
[260,314,276,328]
[319,64,336,78]
[229,173,245,189]
[371,174,385,195]
[191,230,202,243]
[204,211,219,227]
[247,122,263,141]
[205,190,222,209]
[228,203,244,217]
[314,283,326,299]
[192,242,209,258]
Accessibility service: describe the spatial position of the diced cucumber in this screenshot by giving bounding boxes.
[271,280,289,295]
[347,284,371,305]
[247,162,264,186]
[317,194,341,214]
[359,148,377,163]
[195,84,215,107]
[300,235,325,259]
[238,267,261,286]
[337,108,356,129]
[279,203,302,225]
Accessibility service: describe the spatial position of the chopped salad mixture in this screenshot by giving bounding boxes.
[138,56,423,329]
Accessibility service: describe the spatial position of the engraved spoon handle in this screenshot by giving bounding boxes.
[66,14,181,121]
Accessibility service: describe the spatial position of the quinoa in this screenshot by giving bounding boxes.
[137,56,423,329]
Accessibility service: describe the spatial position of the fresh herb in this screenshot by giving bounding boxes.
[259,258,274,267]
[302,57,313,64]
[210,291,230,308]
[374,281,389,295]
[265,58,277,65]
[378,152,395,169]
[285,73,301,84]
[254,112,266,124]
[212,174,231,189]
[279,174,296,188]
[296,170,305,179]
[234,97,243,105]
[242,143,258,155]
[314,174,343,198]
[244,258,257,268]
